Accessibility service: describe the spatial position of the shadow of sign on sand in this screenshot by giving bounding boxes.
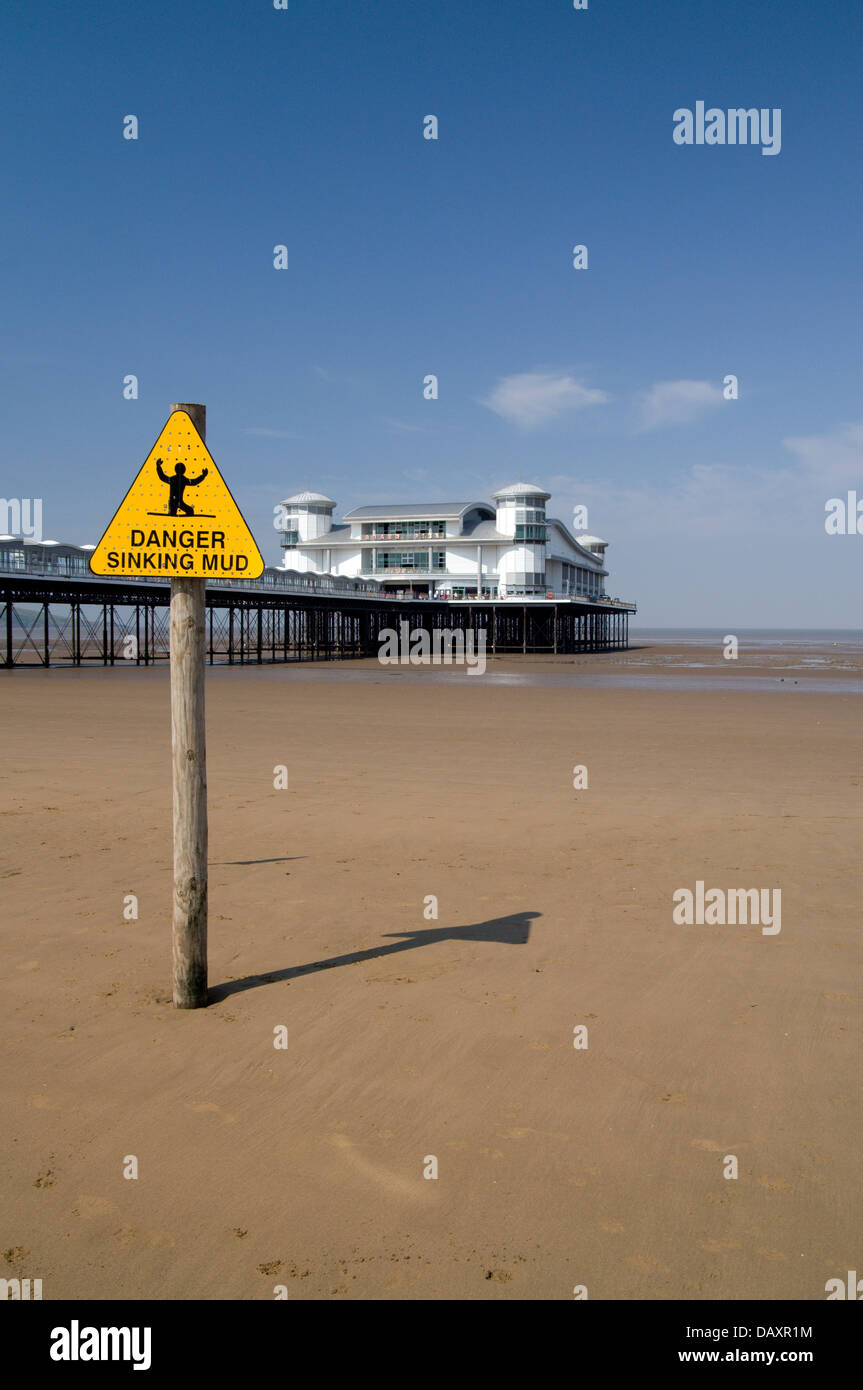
[209,910,540,1003]
[209,857,304,866]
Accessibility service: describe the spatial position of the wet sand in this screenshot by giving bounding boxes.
[1,643,861,1299]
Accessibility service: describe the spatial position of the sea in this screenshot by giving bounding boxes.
[630,627,863,650]
[8,619,863,692]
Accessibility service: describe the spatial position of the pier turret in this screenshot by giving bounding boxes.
[278,491,336,550]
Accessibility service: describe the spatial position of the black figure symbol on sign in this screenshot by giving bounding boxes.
[155,457,209,517]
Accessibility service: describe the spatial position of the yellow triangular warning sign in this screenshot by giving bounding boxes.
[89,410,265,580]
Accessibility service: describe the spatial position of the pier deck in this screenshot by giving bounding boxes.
[1,566,635,668]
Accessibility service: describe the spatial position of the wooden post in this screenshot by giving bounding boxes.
[170,401,208,1008]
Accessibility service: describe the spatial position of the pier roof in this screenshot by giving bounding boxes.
[343,502,493,521]
[280,491,336,507]
[492,482,551,501]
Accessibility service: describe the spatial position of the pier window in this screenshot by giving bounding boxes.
[1,546,26,570]
[375,551,424,571]
[363,520,446,541]
[504,571,546,594]
[373,549,448,572]
[279,512,300,548]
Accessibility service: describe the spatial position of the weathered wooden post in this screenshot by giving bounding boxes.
[88,403,263,1007]
[169,402,208,1008]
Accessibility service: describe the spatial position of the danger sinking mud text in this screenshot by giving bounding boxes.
[107,528,250,572]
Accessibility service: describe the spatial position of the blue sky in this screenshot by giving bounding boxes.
[2,0,861,623]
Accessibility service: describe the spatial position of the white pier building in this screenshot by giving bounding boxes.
[276,483,614,601]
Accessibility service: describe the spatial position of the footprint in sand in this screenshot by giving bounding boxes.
[499,1127,570,1142]
[569,1164,603,1187]
[72,1196,118,1219]
[627,1255,671,1274]
[142,1229,176,1248]
[27,1095,58,1110]
[189,1102,237,1124]
[327,1133,434,1202]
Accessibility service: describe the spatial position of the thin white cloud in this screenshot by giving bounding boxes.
[245,427,303,439]
[545,441,826,541]
[381,417,424,434]
[546,422,863,623]
[481,372,610,429]
[783,421,863,487]
[637,380,722,430]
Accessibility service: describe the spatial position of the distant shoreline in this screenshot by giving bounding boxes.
[6,639,863,694]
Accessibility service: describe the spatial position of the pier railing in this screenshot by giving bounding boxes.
[0,546,635,607]
[0,548,382,599]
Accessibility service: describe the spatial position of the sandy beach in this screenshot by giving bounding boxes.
[2,641,861,1300]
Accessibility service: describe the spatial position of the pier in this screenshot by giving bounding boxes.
[1,545,635,668]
